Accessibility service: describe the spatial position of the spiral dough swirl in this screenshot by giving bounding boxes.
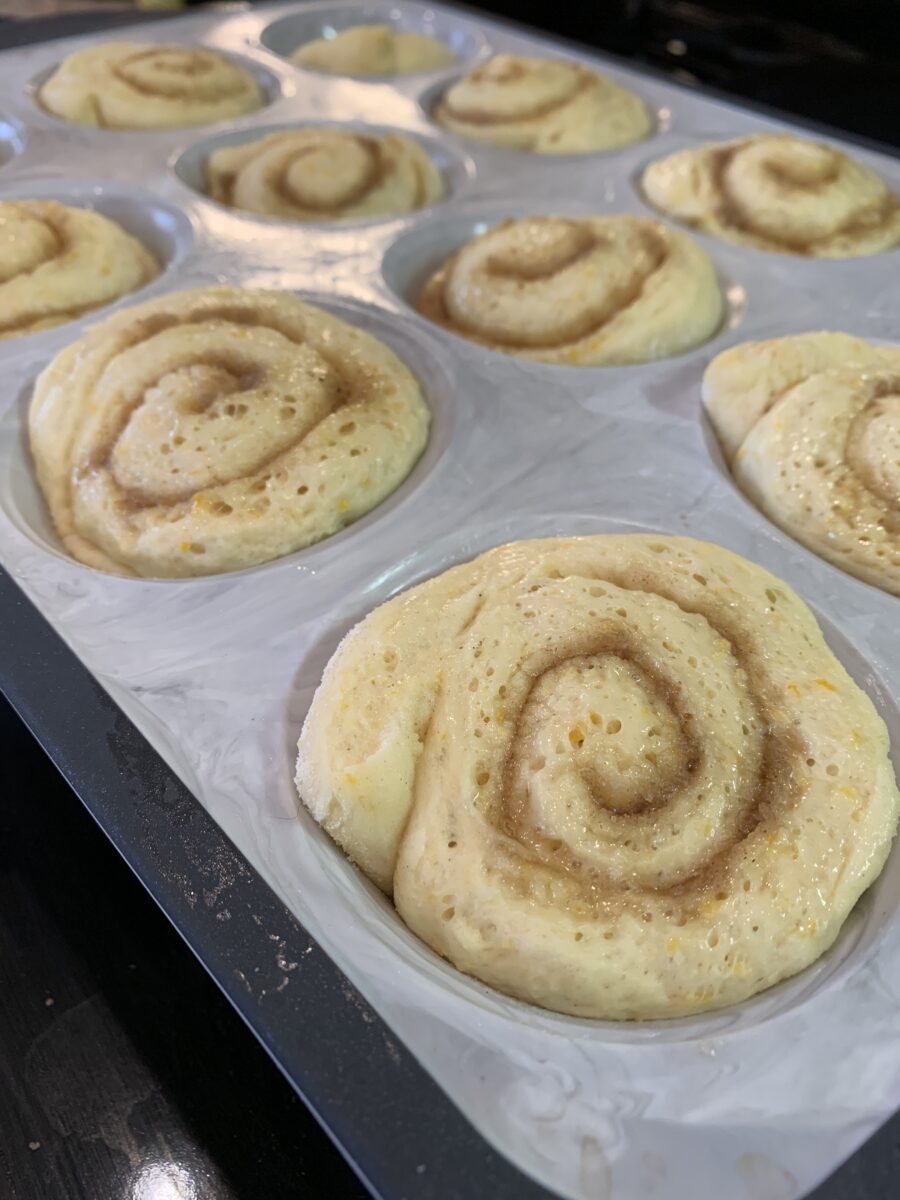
[0,200,158,338]
[434,54,650,154]
[417,215,723,365]
[642,134,900,257]
[291,25,455,76]
[296,535,899,1019]
[29,287,430,578]
[206,129,444,222]
[39,42,265,129]
[705,332,900,596]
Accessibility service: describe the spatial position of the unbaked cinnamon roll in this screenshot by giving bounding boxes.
[0,199,159,338]
[642,134,900,257]
[433,54,650,154]
[206,128,444,221]
[29,287,430,577]
[704,332,900,595]
[291,24,455,76]
[38,42,265,130]
[417,215,723,364]
[296,533,900,1019]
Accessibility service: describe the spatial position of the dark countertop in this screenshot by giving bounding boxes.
[1,696,369,1200]
[2,4,900,1199]
[4,700,900,1200]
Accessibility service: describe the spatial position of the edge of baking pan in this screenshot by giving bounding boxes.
[21,0,895,156]
[0,12,552,1194]
[1,7,895,1200]
[0,566,558,1200]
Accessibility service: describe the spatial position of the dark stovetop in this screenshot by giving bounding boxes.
[486,0,900,149]
[2,4,899,1200]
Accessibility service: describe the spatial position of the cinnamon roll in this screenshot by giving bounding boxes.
[206,128,444,221]
[29,287,430,577]
[433,54,650,154]
[642,134,900,257]
[38,42,265,130]
[296,534,900,1019]
[704,332,900,595]
[417,215,723,365]
[0,199,159,338]
[292,25,455,76]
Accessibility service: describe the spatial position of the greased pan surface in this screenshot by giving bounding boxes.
[0,5,898,1200]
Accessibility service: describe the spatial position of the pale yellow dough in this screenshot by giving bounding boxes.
[39,42,265,129]
[29,287,430,578]
[207,128,444,221]
[0,199,158,338]
[433,54,650,154]
[704,332,900,595]
[292,25,455,76]
[296,534,900,1019]
[418,214,723,365]
[642,134,900,257]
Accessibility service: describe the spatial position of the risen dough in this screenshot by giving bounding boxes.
[292,25,455,76]
[207,128,444,221]
[642,134,900,257]
[434,54,650,154]
[418,214,723,364]
[296,534,899,1019]
[704,332,900,595]
[29,287,430,577]
[39,42,265,129]
[0,199,158,338]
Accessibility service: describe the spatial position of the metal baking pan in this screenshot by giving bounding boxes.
[1,4,898,1199]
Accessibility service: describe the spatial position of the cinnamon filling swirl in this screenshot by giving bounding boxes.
[296,534,900,1018]
[643,134,900,257]
[39,42,265,130]
[0,200,158,338]
[417,215,722,364]
[704,333,900,595]
[206,129,444,222]
[28,287,430,577]
[433,54,650,154]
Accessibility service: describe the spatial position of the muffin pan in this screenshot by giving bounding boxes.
[260,3,488,77]
[171,120,475,223]
[0,4,899,1199]
[380,202,749,360]
[0,176,192,281]
[26,49,286,133]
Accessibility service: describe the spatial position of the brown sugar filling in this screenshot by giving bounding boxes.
[421,570,808,927]
[73,304,362,511]
[0,210,110,336]
[436,68,590,127]
[273,137,386,213]
[418,219,669,350]
[114,49,247,101]
[710,144,899,253]
[843,376,900,510]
